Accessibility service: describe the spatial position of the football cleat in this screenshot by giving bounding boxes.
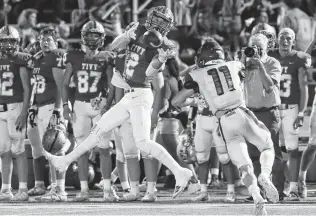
[103,188,119,202]
[173,168,195,199]
[225,191,236,203]
[258,174,279,203]
[12,190,29,201]
[28,185,46,196]
[255,202,267,216]
[0,190,13,201]
[191,191,209,202]
[141,192,157,202]
[298,180,307,199]
[37,186,67,202]
[75,191,90,202]
[121,192,141,201]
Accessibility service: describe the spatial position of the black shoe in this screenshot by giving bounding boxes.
[245,196,253,202]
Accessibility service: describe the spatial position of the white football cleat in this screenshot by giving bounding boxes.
[173,168,195,199]
[258,174,279,203]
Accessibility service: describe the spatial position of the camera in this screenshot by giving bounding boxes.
[244,46,261,58]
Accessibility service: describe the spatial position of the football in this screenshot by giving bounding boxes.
[143,29,163,48]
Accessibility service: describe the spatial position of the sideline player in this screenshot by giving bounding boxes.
[269,28,311,200]
[0,25,31,201]
[172,39,278,215]
[60,21,121,202]
[27,28,69,201]
[44,6,194,198]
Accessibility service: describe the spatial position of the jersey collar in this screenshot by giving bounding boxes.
[205,59,225,66]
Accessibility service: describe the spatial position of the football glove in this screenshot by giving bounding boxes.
[28,105,38,128]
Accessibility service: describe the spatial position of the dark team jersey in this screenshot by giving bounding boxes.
[121,24,172,88]
[0,52,32,104]
[65,49,110,102]
[269,49,311,105]
[30,49,66,106]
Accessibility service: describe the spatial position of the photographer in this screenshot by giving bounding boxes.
[241,33,285,201]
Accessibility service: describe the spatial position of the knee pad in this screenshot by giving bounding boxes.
[196,151,210,164]
[217,152,231,165]
[239,164,256,187]
[10,139,25,155]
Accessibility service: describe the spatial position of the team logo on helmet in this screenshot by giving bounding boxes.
[0,25,20,54]
[81,21,105,50]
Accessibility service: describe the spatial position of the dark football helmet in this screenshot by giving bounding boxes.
[251,23,276,49]
[42,122,68,155]
[81,21,105,50]
[177,133,196,164]
[195,39,225,68]
[0,25,20,54]
[145,6,174,36]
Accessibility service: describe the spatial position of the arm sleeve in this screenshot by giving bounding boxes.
[183,73,199,93]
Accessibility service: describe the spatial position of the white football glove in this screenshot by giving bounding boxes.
[124,22,139,41]
[158,48,176,63]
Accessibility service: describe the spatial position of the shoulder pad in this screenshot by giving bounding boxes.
[51,49,66,57]
[14,52,32,61]
[297,51,311,59]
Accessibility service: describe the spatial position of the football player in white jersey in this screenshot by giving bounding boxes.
[172,39,278,215]
[43,6,195,198]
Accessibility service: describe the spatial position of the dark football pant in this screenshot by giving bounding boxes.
[247,107,285,195]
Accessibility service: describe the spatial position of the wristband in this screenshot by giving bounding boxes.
[54,108,61,112]
[63,102,68,107]
[298,112,304,117]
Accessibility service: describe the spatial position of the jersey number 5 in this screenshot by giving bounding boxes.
[77,71,102,93]
[0,72,14,96]
[207,65,235,96]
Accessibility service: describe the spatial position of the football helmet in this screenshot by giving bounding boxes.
[145,6,174,36]
[251,23,276,49]
[42,122,68,155]
[0,25,20,54]
[81,21,105,50]
[177,133,196,164]
[195,39,224,68]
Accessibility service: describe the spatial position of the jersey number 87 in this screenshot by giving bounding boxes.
[77,70,102,93]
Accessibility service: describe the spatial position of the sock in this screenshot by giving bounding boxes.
[35,181,44,187]
[248,184,263,203]
[260,148,274,177]
[103,179,111,191]
[289,182,298,192]
[111,172,119,183]
[19,182,28,190]
[2,184,10,191]
[211,168,219,176]
[130,181,139,195]
[80,181,89,191]
[121,181,130,190]
[57,179,65,191]
[200,184,207,192]
[299,171,307,182]
[227,184,235,193]
[147,181,156,193]
[140,140,182,177]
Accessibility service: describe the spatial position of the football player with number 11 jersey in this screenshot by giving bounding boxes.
[45,6,195,199]
[172,39,278,215]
